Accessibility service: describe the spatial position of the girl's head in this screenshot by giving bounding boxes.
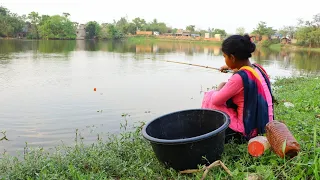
[222,34,256,69]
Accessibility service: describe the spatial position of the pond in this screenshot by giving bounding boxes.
[0,39,319,155]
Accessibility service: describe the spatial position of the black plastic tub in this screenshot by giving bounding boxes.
[142,109,230,171]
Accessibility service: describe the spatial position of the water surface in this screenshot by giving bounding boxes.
[0,39,319,155]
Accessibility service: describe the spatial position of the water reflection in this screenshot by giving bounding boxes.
[1,39,320,74]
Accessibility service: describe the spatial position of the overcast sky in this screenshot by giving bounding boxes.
[1,0,319,33]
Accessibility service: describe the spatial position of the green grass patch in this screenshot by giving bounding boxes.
[0,77,320,179]
[126,36,222,45]
[269,43,281,52]
[298,47,320,53]
[282,44,320,53]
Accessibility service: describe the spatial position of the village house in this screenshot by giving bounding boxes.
[136,31,153,36]
[16,22,31,39]
[76,24,86,40]
[174,29,191,36]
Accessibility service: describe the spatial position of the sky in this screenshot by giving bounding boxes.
[1,0,319,34]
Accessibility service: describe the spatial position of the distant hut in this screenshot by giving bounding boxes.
[76,24,86,40]
[136,31,153,36]
[281,37,291,44]
[174,29,191,36]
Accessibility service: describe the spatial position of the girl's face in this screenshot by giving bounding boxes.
[223,53,236,69]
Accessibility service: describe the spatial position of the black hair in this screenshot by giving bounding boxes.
[221,34,256,60]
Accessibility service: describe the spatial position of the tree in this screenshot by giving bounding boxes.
[28,11,40,38]
[132,17,146,31]
[99,23,123,39]
[73,22,79,29]
[0,6,8,16]
[86,21,101,39]
[63,12,70,18]
[38,15,76,39]
[252,21,276,36]
[127,23,137,35]
[278,26,296,39]
[186,25,195,32]
[295,13,320,47]
[236,27,245,35]
[212,28,227,37]
[199,30,207,36]
[0,6,24,37]
[116,17,131,34]
[159,22,168,34]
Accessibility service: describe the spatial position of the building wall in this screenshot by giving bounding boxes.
[76,24,86,40]
[136,31,153,35]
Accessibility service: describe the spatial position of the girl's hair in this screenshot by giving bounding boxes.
[222,34,256,60]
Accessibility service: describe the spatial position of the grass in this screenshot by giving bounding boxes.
[296,47,320,53]
[0,77,320,179]
[126,36,222,45]
[281,44,320,53]
[269,43,281,52]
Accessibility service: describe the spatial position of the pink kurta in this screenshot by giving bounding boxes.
[201,67,273,136]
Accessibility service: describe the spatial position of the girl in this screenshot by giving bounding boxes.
[201,34,274,143]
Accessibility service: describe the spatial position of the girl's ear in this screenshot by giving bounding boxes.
[230,54,236,63]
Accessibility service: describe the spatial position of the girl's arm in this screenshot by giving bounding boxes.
[210,74,243,105]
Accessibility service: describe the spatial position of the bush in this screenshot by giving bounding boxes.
[260,39,280,47]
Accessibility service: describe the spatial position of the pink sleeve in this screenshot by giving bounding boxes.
[210,74,244,105]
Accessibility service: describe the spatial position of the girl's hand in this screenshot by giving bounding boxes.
[232,68,239,73]
[220,65,239,73]
[220,65,230,72]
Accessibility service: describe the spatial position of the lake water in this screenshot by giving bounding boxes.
[0,39,320,155]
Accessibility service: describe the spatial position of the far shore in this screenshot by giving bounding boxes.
[1,36,320,52]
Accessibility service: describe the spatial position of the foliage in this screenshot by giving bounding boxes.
[38,15,76,40]
[0,6,228,41]
[212,28,227,38]
[260,39,280,47]
[236,27,245,35]
[277,26,296,39]
[0,77,319,179]
[145,19,168,34]
[1,5,319,46]
[99,23,123,39]
[186,25,195,32]
[27,11,41,39]
[0,6,25,37]
[132,17,147,31]
[295,13,320,47]
[252,21,276,37]
[85,21,101,39]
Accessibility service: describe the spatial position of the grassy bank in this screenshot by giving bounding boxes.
[269,43,282,51]
[0,77,320,179]
[126,36,222,45]
[281,44,320,53]
[263,43,320,53]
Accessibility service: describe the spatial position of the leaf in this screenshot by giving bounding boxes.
[282,139,287,157]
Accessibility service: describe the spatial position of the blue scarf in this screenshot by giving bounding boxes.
[226,64,273,139]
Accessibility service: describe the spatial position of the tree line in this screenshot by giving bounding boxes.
[0,6,319,47]
[236,14,320,47]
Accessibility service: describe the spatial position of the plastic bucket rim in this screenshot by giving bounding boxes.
[142,108,230,145]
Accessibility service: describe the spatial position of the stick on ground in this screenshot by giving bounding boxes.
[179,160,232,179]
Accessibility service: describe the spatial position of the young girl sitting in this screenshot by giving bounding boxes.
[201,34,274,143]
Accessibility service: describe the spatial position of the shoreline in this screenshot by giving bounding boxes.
[125,36,223,45]
[1,37,320,52]
[0,76,319,179]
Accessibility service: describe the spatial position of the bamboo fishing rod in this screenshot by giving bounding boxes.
[158,59,233,73]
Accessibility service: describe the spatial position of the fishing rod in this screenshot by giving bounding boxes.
[158,59,233,73]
